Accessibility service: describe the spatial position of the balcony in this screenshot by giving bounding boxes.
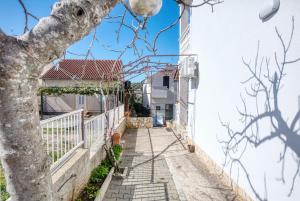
[152,86,168,98]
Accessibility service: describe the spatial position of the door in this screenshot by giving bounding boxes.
[165,104,174,121]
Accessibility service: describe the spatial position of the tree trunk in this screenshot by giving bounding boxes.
[0,0,119,200]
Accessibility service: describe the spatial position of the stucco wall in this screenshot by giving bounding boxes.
[186,1,300,201]
[143,72,177,119]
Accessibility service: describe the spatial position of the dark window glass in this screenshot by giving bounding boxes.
[163,76,170,88]
[156,106,161,110]
[165,104,173,120]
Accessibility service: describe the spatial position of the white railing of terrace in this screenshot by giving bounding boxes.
[84,113,105,147]
[40,109,83,173]
[84,104,125,148]
[40,104,125,173]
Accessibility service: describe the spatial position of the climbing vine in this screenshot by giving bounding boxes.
[38,85,124,96]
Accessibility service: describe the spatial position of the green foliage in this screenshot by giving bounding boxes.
[89,163,110,184]
[133,102,150,117]
[38,85,123,96]
[83,184,98,199]
[112,145,122,161]
[49,151,60,162]
[128,86,150,117]
[130,83,142,91]
[100,158,112,169]
[75,146,123,201]
[0,164,9,201]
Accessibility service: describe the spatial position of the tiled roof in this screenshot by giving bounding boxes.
[41,59,123,81]
[150,66,178,78]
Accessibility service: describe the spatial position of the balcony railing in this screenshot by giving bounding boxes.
[40,104,124,173]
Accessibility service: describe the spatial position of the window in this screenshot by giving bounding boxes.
[78,95,85,105]
[163,76,170,89]
[156,106,161,111]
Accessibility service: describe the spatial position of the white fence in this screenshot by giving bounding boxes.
[84,113,105,147]
[85,104,124,147]
[40,104,124,172]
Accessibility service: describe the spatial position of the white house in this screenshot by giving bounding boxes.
[176,1,300,201]
[143,66,178,125]
[40,59,124,115]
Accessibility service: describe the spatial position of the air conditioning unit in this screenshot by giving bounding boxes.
[180,57,198,78]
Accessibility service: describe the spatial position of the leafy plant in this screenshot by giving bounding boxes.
[89,164,109,184]
[38,85,123,96]
[83,184,98,199]
[75,146,122,201]
[112,145,122,161]
[0,164,9,201]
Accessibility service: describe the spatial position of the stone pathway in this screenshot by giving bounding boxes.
[104,128,245,201]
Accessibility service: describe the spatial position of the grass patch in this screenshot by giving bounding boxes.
[75,145,122,201]
[48,150,68,163]
[0,164,9,201]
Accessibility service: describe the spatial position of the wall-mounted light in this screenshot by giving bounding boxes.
[259,0,280,22]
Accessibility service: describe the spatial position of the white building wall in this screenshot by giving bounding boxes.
[143,72,177,121]
[188,1,300,201]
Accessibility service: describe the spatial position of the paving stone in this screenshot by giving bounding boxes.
[104,128,242,201]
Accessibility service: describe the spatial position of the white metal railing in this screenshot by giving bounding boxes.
[84,104,125,148]
[40,109,83,172]
[84,113,105,147]
[40,104,125,172]
[119,104,124,122]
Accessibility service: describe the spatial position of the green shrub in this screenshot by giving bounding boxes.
[0,165,9,201]
[112,145,122,161]
[83,184,97,199]
[101,159,112,168]
[89,164,109,184]
[75,146,122,201]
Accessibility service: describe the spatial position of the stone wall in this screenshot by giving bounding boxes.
[51,117,126,201]
[126,117,153,129]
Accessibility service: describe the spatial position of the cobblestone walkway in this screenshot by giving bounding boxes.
[104,128,245,201]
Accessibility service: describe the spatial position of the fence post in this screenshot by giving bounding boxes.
[81,110,87,148]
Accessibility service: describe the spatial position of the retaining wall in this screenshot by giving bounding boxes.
[51,117,126,201]
[126,117,153,129]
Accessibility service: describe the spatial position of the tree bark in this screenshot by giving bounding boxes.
[0,0,119,200]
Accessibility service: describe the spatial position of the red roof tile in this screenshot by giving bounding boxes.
[41,59,123,81]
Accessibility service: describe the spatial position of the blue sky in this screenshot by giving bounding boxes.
[0,0,180,82]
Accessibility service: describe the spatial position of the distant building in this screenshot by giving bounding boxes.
[142,66,178,125]
[40,59,124,114]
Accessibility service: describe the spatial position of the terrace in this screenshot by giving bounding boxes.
[0,106,248,201]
